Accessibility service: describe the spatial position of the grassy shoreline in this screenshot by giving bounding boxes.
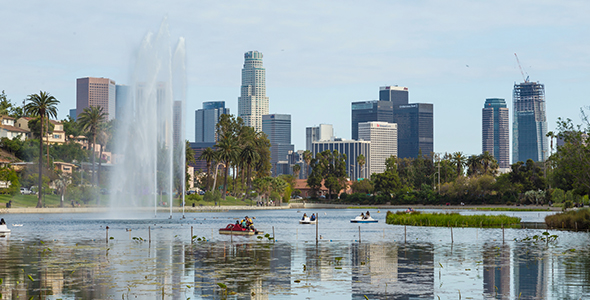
[386,211,522,228]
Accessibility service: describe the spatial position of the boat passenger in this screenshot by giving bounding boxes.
[310,214,316,221]
[241,219,248,228]
[0,218,5,225]
[302,213,307,221]
[360,212,365,219]
[366,211,371,219]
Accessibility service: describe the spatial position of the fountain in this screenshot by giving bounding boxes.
[109,18,186,218]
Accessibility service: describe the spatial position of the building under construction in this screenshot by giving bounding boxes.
[512,81,548,163]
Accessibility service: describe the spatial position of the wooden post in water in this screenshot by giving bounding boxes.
[575,222,578,231]
[358,226,361,243]
[272,226,275,243]
[450,226,454,243]
[502,223,505,244]
[149,226,151,244]
[106,226,109,244]
[315,213,319,244]
[404,225,407,243]
[191,226,193,243]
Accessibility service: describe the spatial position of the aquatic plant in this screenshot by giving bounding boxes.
[515,231,558,244]
[386,211,521,228]
[545,208,590,230]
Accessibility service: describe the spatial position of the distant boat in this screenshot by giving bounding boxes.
[299,217,317,224]
[350,215,378,223]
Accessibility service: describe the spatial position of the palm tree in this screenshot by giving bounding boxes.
[77,106,107,203]
[480,151,496,175]
[292,164,301,179]
[199,147,217,191]
[466,155,481,177]
[24,91,59,208]
[216,137,239,200]
[357,154,366,179]
[303,150,312,179]
[240,145,260,201]
[96,120,114,189]
[451,152,467,177]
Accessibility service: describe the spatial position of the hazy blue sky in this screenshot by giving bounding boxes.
[2,0,589,156]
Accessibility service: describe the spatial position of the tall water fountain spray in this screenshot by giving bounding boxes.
[110,19,186,218]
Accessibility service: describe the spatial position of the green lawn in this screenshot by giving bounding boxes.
[0,193,258,208]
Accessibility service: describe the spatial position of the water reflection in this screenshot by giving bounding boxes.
[1,223,590,299]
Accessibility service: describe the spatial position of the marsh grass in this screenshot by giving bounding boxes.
[474,207,550,212]
[545,208,590,230]
[386,211,521,228]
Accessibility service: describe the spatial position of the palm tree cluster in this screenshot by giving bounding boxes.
[198,114,271,200]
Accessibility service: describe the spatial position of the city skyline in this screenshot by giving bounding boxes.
[2,1,588,157]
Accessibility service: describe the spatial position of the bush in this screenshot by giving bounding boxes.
[545,208,590,230]
[203,191,221,203]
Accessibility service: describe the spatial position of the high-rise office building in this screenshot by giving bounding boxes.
[69,109,77,121]
[262,114,294,176]
[173,101,183,147]
[238,51,269,132]
[311,139,371,180]
[392,103,434,159]
[76,77,116,120]
[482,98,510,169]
[115,85,131,120]
[379,86,409,106]
[305,124,334,150]
[513,81,548,163]
[351,100,394,140]
[358,122,397,175]
[195,101,230,143]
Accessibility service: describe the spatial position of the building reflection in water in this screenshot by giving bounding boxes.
[483,243,511,298]
[351,242,434,299]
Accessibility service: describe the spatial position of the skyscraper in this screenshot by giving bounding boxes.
[76,77,116,120]
[195,101,230,143]
[379,86,409,105]
[392,103,434,159]
[115,84,131,120]
[351,100,394,140]
[358,122,397,175]
[482,98,509,169]
[513,81,548,163]
[305,124,334,150]
[238,51,269,132]
[262,114,294,176]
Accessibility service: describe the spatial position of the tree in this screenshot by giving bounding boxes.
[77,106,107,191]
[292,164,301,179]
[307,150,347,199]
[451,152,467,177]
[24,91,59,208]
[240,144,259,201]
[303,150,312,179]
[215,137,239,200]
[199,147,217,191]
[372,156,401,196]
[466,155,482,177]
[357,154,366,179]
[96,119,114,187]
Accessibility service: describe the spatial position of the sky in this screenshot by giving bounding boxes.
[2,0,590,157]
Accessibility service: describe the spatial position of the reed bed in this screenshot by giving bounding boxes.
[386,211,521,228]
[545,208,590,231]
[474,207,550,212]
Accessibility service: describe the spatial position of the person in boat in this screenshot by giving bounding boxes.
[360,212,365,219]
[365,211,371,219]
[310,213,316,221]
[301,213,307,221]
[0,218,5,225]
[245,216,255,231]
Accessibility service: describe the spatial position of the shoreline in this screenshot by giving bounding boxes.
[0,203,562,214]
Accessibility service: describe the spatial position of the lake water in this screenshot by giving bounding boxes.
[0,208,589,299]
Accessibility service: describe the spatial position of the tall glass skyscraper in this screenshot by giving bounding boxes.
[238,51,269,132]
[482,98,509,169]
[392,103,434,159]
[351,100,394,140]
[262,114,294,176]
[513,82,548,163]
[195,101,229,143]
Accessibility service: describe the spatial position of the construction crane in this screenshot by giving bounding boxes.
[514,53,529,83]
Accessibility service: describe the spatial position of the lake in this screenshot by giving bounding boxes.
[0,208,588,299]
